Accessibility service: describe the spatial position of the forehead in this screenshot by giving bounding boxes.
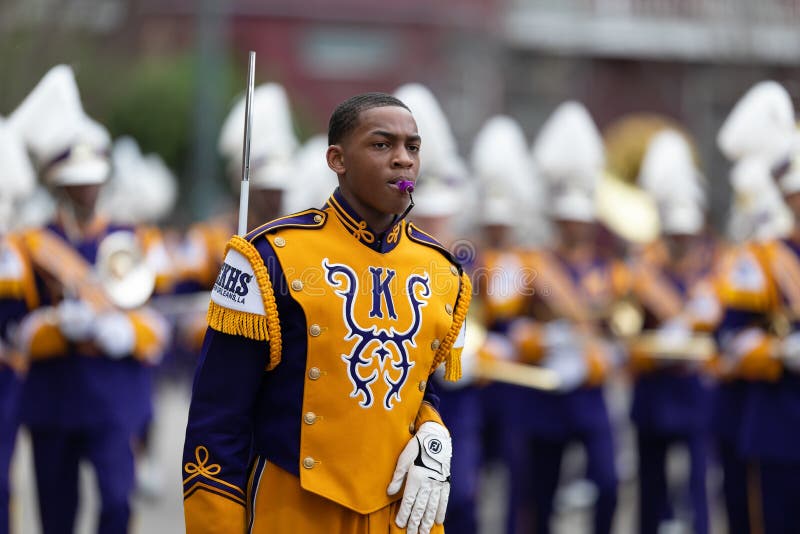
[352,106,418,137]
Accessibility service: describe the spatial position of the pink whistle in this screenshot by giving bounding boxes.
[397,180,415,193]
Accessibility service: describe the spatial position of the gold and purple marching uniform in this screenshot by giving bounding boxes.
[715,238,800,534]
[627,240,719,534]
[182,189,470,533]
[16,217,169,534]
[468,246,534,533]
[170,217,235,365]
[502,248,628,534]
[0,232,37,534]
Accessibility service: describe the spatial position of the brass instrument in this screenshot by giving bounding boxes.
[607,297,716,361]
[475,359,561,391]
[465,313,562,391]
[595,174,660,244]
[96,231,156,309]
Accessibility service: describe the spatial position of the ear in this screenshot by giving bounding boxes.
[326,145,346,175]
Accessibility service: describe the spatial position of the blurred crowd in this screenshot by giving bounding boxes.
[1,62,800,534]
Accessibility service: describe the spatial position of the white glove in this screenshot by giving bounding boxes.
[387,421,452,534]
[57,299,96,342]
[781,332,800,373]
[543,346,588,392]
[543,319,579,350]
[94,312,135,359]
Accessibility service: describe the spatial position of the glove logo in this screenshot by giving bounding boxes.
[427,439,442,455]
[324,259,430,410]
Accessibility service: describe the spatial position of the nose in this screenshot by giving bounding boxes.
[392,147,415,168]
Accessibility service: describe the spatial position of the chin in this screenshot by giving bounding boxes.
[388,198,411,216]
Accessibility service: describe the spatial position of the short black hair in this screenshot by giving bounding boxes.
[328,92,410,145]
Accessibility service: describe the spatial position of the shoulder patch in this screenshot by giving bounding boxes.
[210,248,265,315]
[406,223,462,272]
[207,235,283,370]
[246,209,327,242]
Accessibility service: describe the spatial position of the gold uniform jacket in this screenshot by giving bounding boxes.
[183,190,470,532]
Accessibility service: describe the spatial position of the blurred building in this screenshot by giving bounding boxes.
[2,0,799,225]
[502,0,800,225]
[130,0,502,134]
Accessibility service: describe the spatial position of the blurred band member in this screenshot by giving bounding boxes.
[632,131,719,534]
[503,102,624,534]
[0,118,39,534]
[713,81,797,534]
[8,65,168,534]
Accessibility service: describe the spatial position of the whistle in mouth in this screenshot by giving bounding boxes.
[397,180,415,193]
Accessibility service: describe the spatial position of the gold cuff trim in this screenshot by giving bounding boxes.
[184,446,245,498]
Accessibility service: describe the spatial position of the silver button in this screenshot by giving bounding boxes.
[431,339,441,350]
[309,324,322,337]
[445,304,453,315]
[313,214,323,223]
[418,380,426,392]
[302,456,315,469]
[308,367,321,380]
[450,265,458,276]
[304,412,317,425]
[291,279,304,291]
[274,236,286,247]
[408,423,415,434]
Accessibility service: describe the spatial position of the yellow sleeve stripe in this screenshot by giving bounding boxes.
[432,272,472,381]
[415,401,446,432]
[19,309,68,361]
[183,482,246,505]
[129,309,170,364]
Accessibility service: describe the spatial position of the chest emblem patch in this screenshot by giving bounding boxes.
[324,260,430,410]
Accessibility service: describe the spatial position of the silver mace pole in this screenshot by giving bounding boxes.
[238,50,256,236]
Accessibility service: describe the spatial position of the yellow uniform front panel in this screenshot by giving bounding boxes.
[267,217,462,513]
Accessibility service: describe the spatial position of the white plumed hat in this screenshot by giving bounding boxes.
[533,101,604,222]
[717,81,795,164]
[99,137,177,224]
[471,115,541,227]
[218,83,298,191]
[639,130,706,235]
[8,65,110,186]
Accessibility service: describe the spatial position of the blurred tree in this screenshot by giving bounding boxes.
[105,54,242,220]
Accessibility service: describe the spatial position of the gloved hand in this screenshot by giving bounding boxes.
[653,318,693,364]
[780,331,800,373]
[387,421,451,534]
[94,312,135,359]
[57,299,96,342]
[543,319,579,350]
[543,345,588,392]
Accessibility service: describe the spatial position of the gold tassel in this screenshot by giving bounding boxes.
[226,235,283,369]
[433,272,472,381]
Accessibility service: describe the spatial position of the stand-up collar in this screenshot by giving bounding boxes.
[324,188,404,253]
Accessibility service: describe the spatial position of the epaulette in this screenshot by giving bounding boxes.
[406,222,463,273]
[245,209,327,243]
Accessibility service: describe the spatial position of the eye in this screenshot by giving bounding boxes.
[407,144,420,153]
[373,142,389,149]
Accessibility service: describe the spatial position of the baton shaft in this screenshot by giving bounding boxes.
[238,51,256,236]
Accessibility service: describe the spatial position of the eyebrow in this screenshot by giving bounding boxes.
[370,130,421,143]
